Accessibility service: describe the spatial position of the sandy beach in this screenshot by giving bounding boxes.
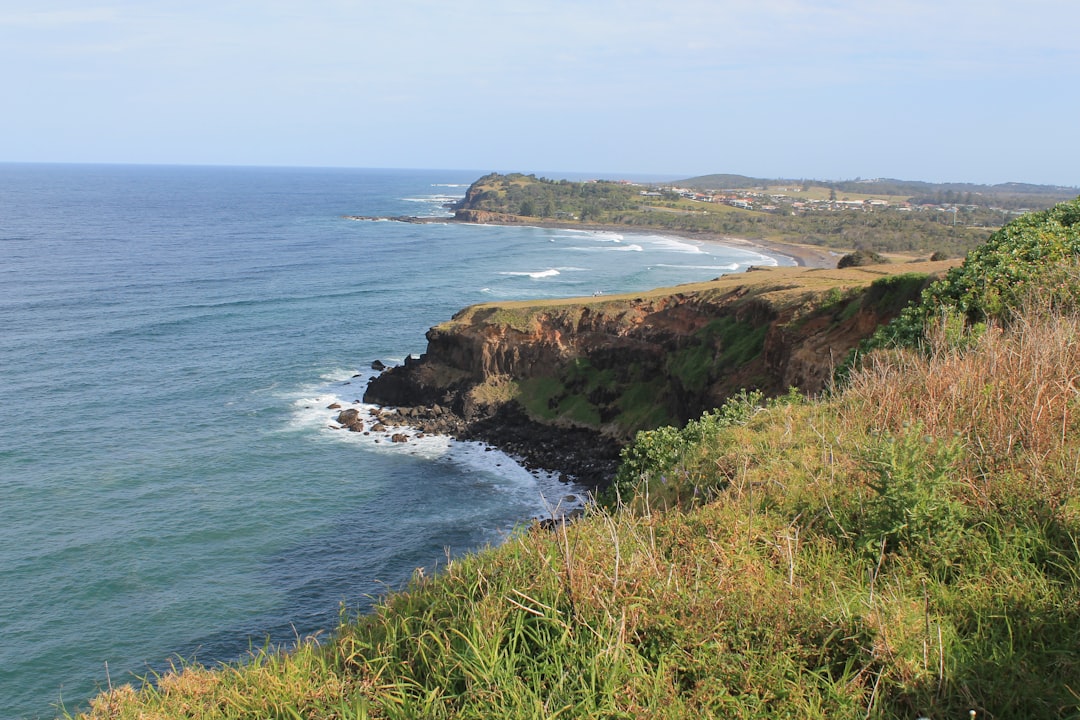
[343,213,841,269]
[452,217,840,269]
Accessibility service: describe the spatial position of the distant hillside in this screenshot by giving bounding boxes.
[678,174,1078,210]
[454,172,1017,258]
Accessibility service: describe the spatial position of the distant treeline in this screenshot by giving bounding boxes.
[457,173,1013,257]
[681,174,1078,210]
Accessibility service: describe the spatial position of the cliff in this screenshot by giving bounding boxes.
[364,261,956,486]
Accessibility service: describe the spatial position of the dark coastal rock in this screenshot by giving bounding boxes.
[371,359,386,371]
[391,433,409,443]
[537,508,586,531]
[336,408,365,432]
[327,403,342,410]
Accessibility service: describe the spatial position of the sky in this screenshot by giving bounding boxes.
[1,0,1078,186]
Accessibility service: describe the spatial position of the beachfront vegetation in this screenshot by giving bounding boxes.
[457,173,1076,260]
[68,199,1080,719]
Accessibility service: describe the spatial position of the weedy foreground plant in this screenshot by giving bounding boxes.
[70,200,1080,720]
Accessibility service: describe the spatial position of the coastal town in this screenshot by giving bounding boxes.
[637,180,1042,225]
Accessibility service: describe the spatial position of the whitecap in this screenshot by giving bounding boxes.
[402,195,462,204]
[590,232,624,243]
[737,252,780,267]
[645,236,705,254]
[499,269,561,279]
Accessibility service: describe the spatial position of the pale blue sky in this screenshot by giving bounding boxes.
[2,0,1077,185]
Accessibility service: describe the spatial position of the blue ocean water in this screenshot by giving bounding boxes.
[0,164,787,718]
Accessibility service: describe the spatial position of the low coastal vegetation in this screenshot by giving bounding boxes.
[70,198,1080,719]
[455,173,1076,260]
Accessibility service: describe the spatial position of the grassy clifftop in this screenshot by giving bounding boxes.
[72,199,1080,719]
[423,262,951,438]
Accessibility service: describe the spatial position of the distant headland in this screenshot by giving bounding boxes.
[347,171,1077,270]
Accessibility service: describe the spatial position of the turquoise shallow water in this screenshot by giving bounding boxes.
[0,164,788,718]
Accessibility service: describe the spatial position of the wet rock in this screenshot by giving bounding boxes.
[391,433,409,443]
[371,359,387,371]
[327,403,342,410]
[336,408,365,432]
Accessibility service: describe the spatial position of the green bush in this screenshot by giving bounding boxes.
[607,389,771,504]
[854,427,970,579]
[837,249,886,268]
[873,196,1080,349]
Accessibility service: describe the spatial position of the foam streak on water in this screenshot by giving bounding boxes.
[0,164,791,719]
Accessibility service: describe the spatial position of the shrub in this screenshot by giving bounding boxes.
[872,196,1080,349]
[837,249,886,268]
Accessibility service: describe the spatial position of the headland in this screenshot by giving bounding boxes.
[360,259,958,489]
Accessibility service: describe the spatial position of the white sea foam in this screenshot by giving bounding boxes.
[565,243,643,253]
[645,235,705,254]
[402,194,462,205]
[738,251,780,267]
[499,269,561,279]
[288,375,588,520]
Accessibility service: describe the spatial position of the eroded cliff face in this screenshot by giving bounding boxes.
[366,262,952,443]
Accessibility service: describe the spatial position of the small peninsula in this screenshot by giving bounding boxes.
[362,261,955,488]
[350,171,1076,270]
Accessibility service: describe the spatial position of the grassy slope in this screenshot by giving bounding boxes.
[73,302,1080,719]
[71,200,1080,719]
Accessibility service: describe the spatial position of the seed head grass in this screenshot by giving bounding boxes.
[70,275,1080,719]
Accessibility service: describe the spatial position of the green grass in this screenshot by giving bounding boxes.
[70,203,1080,720]
[614,377,677,433]
[664,317,769,395]
[70,300,1080,719]
[517,376,565,421]
[553,393,600,426]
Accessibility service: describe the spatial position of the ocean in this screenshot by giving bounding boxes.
[0,164,787,718]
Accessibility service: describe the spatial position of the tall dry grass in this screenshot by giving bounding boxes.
[841,299,1080,502]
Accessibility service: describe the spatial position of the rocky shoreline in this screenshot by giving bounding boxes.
[335,396,621,492]
[343,209,885,490]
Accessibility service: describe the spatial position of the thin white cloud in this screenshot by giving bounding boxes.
[0,0,1076,182]
[0,8,118,26]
